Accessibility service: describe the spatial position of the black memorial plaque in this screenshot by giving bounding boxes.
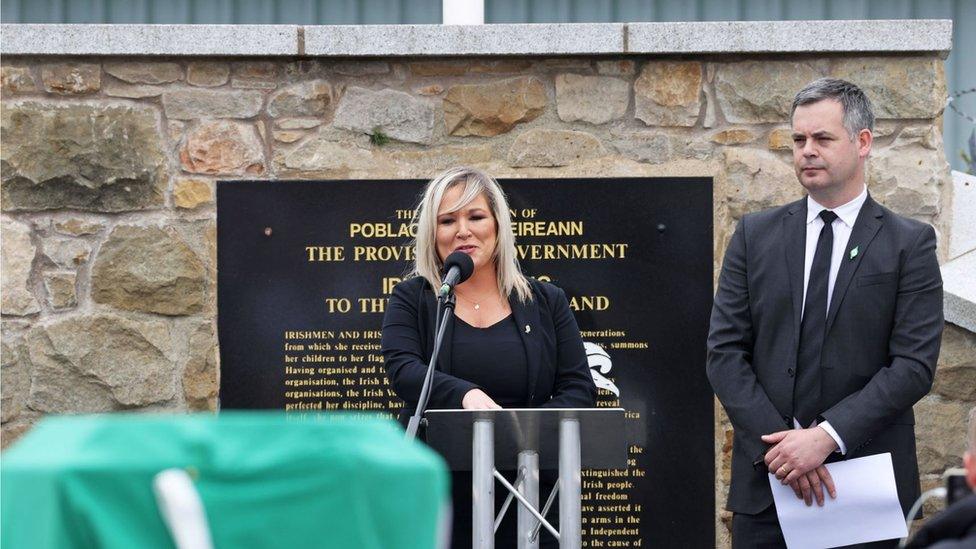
[218,178,714,548]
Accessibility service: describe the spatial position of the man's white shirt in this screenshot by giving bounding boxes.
[794,185,869,455]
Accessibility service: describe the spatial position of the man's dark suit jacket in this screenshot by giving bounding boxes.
[707,194,943,515]
[381,276,597,421]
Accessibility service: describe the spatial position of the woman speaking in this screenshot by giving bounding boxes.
[381,166,596,547]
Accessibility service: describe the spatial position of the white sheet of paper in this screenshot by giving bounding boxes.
[769,452,908,549]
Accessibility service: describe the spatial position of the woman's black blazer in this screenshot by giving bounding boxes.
[381,276,597,418]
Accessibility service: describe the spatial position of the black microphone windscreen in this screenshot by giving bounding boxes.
[443,251,475,283]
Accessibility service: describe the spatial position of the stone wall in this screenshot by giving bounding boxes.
[1,53,973,546]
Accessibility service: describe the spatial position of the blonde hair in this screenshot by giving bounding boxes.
[412,167,533,302]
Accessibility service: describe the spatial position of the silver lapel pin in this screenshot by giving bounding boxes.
[525,324,531,334]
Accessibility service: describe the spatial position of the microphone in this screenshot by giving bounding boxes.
[439,251,475,297]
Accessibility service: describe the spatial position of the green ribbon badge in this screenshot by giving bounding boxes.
[849,246,859,260]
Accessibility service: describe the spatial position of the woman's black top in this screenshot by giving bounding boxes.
[451,314,528,407]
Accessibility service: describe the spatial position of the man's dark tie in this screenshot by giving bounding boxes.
[794,209,838,427]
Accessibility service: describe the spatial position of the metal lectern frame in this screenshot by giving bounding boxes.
[424,408,627,549]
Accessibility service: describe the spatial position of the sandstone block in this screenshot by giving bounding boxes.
[187,62,230,87]
[333,87,438,145]
[508,129,605,167]
[915,396,971,474]
[273,130,305,143]
[183,322,219,411]
[54,218,103,236]
[714,61,823,124]
[162,89,264,120]
[275,134,386,176]
[0,219,40,316]
[1,101,168,212]
[868,139,949,224]
[27,314,177,412]
[832,57,946,119]
[43,272,77,309]
[275,118,322,130]
[1,339,29,422]
[596,60,636,76]
[92,225,206,315]
[767,127,793,151]
[634,61,702,127]
[933,324,976,401]
[104,61,182,84]
[40,63,100,95]
[710,128,758,145]
[174,178,214,209]
[416,84,444,96]
[444,77,547,137]
[723,148,802,220]
[42,236,91,268]
[103,81,166,98]
[1,66,37,94]
[333,61,391,76]
[179,120,265,175]
[389,146,493,176]
[268,80,334,118]
[555,74,629,125]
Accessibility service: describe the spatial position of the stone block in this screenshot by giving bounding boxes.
[274,132,390,177]
[868,138,949,225]
[1,66,37,94]
[187,62,230,87]
[722,148,803,220]
[714,60,824,124]
[443,77,547,137]
[275,118,322,130]
[42,236,91,268]
[555,74,629,125]
[40,63,100,95]
[710,128,759,145]
[179,120,265,176]
[507,129,605,167]
[933,324,976,402]
[162,89,264,120]
[183,322,219,411]
[1,338,29,422]
[389,146,493,176]
[104,61,182,84]
[27,314,177,412]
[43,271,77,309]
[174,178,214,209]
[333,87,438,145]
[267,80,334,118]
[634,61,702,127]
[0,219,40,316]
[831,57,946,119]
[92,225,206,316]
[54,218,103,236]
[595,60,636,76]
[333,61,391,76]
[103,81,166,98]
[914,396,971,474]
[768,127,793,151]
[273,130,305,143]
[1,101,168,212]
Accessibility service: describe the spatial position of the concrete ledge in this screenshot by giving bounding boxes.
[0,20,952,57]
[0,24,298,56]
[627,20,953,56]
[943,251,976,333]
[304,23,624,56]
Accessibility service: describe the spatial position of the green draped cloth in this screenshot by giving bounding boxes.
[1,412,448,549]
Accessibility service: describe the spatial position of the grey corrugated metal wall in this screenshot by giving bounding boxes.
[2,0,972,171]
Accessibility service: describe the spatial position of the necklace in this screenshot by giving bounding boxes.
[454,291,483,310]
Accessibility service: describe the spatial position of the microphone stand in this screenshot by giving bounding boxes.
[405,291,457,441]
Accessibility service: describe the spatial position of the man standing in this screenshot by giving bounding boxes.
[707,78,944,547]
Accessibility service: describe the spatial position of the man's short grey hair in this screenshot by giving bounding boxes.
[791,78,875,138]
